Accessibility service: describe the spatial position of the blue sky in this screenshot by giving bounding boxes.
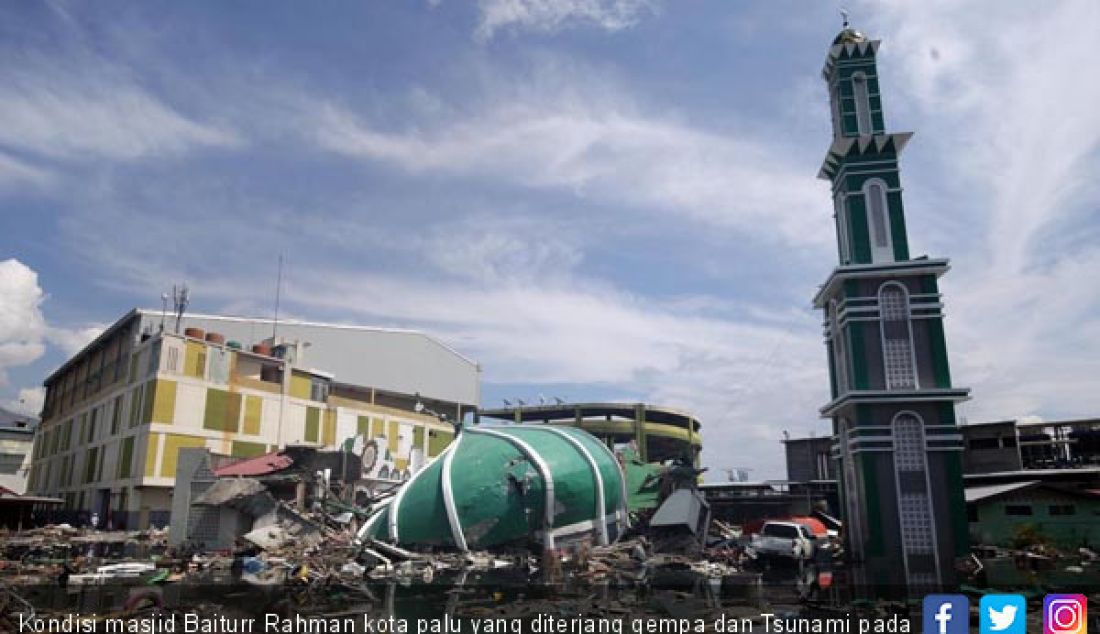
[2,0,1099,478]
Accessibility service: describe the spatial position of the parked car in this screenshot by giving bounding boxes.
[749,520,815,562]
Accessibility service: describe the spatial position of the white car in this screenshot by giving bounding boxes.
[749,521,815,561]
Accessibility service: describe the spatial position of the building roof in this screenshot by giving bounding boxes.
[965,481,1039,503]
[965,481,1100,504]
[45,308,481,406]
[0,406,38,432]
[0,485,63,504]
[479,402,700,430]
[214,452,294,477]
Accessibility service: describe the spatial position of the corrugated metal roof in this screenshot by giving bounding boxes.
[964,481,1038,503]
[214,452,294,477]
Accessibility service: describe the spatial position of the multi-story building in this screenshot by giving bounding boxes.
[961,417,1100,476]
[813,24,970,589]
[26,309,480,529]
[1,406,37,495]
[782,434,836,483]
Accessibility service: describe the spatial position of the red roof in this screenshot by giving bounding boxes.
[214,452,294,477]
[742,516,829,536]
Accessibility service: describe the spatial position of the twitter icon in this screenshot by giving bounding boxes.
[981,594,1027,634]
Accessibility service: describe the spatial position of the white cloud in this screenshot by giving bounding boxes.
[5,387,45,417]
[860,0,1100,422]
[0,55,239,162]
[0,258,105,388]
[282,262,825,475]
[0,152,52,188]
[47,325,106,357]
[423,216,584,285]
[311,83,829,248]
[476,0,657,41]
[0,259,49,386]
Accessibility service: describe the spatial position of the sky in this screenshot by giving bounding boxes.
[2,0,1099,479]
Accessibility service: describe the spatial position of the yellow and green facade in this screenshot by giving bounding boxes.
[27,310,471,529]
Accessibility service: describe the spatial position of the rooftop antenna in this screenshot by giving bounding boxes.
[172,284,189,334]
[272,254,284,341]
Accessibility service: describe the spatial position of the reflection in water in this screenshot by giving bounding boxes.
[12,563,855,632]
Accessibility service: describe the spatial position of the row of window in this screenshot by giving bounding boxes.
[34,384,149,462]
[968,436,1018,450]
[1004,504,1077,517]
[829,71,878,138]
[29,435,137,494]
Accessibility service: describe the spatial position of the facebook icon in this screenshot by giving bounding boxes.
[923,595,969,634]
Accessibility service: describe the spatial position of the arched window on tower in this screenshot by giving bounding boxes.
[852,72,872,135]
[863,178,894,262]
[879,283,917,390]
[891,412,939,586]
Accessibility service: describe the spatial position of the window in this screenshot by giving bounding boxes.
[1001,436,1018,448]
[863,179,893,262]
[892,413,938,583]
[852,73,872,135]
[110,395,122,435]
[310,378,330,403]
[166,346,180,374]
[1005,505,1033,516]
[880,284,917,390]
[762,523,799,539]
[968,438,999,450]
[1049,504,1076,516]
[87,407,99,442]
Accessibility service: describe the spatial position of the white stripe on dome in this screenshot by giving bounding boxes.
[389,435,459,543]
[572,427,630,536]
[441,432,468,551]
[356,497,391,544]
[519,426,609,546]
[467,427,558,551]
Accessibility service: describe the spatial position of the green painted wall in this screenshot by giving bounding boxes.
[848,195,872,263]
[203,388,242,433]
[970,493,1100,549]
[305,406,320,442]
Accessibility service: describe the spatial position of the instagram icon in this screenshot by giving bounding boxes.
[1045,595,1087,634]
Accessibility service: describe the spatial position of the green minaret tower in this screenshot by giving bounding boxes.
[814,25,970,590]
